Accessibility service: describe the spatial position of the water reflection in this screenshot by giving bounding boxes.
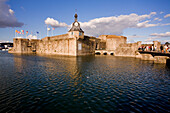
[0,52,169,113]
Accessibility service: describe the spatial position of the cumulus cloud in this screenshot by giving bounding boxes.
[128,35,144,38]
[161,23,170,26]
[45,12,170,37]
[79,12,157,36]
[9,9,14,15]
[127,39,135,43]
[150,32,170,37]
[27,34,37,40]
[137,20,159,28]
[0,0,24,28]
[164,14,170,18]
[154,18,162,21]
[160,12,164,14]
[45,17,68,28]
[144,32,170,44]
[160,40,170,44]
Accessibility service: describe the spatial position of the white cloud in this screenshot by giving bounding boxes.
[0,40,12,43]
[154,18,162,21]
[161,23,170,26]
[27,34,37,40]
[128,35,144,38]
[0,0,23,28]
[160,40,170,44]
[44,12,170,37]
[150,12,157,15]
[150,32,170,37]
[160,12,164,14]
[137,20,159,28]
[164,14,170,18]
[45,17,68,28]
[79,12,158,36]
[20,6,25,11]
[9,9,14,15]
[144,32,170,44]
[127,39,135,43]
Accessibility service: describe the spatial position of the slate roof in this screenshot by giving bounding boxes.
[68,22,84,33]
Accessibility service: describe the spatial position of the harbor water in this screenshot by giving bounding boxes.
[0,51,169,113]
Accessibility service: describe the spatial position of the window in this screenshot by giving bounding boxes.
[78,43,82,50]
[79,32,82,36]
[71,32,73,35]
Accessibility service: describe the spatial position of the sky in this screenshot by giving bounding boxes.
[0,0,170,44]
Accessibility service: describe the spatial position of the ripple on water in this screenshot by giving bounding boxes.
[0,52,169,112]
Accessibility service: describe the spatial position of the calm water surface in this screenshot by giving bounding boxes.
[0,51,169,113]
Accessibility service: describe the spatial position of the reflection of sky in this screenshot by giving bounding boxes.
[0,53,169,112]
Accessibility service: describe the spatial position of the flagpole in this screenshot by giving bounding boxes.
[47,25,48,36]
[36,32,38,39]
[15,30,16,38]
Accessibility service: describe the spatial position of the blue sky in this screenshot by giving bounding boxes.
[0,0,170,43]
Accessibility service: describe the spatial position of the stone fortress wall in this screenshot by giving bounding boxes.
[9,35,96,56]
[96,35,141,57]
[9,13,166,59]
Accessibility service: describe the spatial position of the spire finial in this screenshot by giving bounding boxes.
[74,9,78,21]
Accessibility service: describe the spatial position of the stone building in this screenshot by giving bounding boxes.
[95,35,141,57]
[9,13,96,56]
[9,13,145,57]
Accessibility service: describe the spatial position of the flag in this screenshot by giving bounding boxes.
[36,32,39,34]
[26,31,28,34]
[15,30,18,32]
[21,30,24,34]
[47,28,51,31]
[18,31,21,34]
[52,28,55,30]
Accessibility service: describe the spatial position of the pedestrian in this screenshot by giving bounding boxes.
[165,45,168,53]
[160,45,163,53]
[155,46,157,51]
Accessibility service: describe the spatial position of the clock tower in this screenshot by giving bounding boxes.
[68,13,84,39]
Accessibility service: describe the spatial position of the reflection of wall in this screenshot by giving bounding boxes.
[13,57,24,72]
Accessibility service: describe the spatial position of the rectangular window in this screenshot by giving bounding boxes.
[79,32,82,36]
[71,32,73,35]
[78,43,82,50]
